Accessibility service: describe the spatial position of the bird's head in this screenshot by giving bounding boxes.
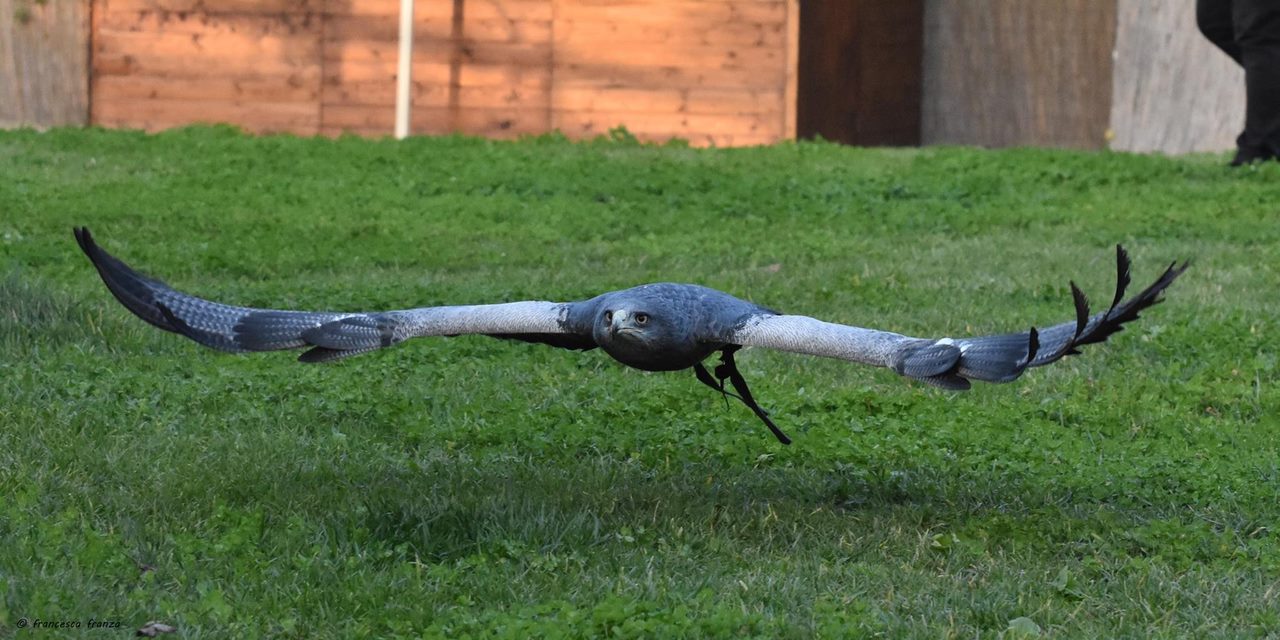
[589,285,714,372]
[596,306,663,347]
[591,287,690,352]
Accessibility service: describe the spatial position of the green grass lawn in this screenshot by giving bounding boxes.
[1,126,1277,638]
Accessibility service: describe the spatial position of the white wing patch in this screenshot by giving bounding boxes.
[402,301,568,338]
[728,314,910,368]
[934,337,970,355]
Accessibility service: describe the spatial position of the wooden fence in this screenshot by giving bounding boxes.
[90,0,796,146]
[0,0,1248,152]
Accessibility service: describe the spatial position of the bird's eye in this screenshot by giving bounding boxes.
[603,311,613,324]
[634,313,649,326]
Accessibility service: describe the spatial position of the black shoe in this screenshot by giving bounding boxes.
[1230,134,1278,167]
[1230,147,1276,166]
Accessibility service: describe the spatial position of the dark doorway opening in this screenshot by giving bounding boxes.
[796,0,924,146]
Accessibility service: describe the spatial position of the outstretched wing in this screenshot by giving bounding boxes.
[714,246,1188,390]
[75,227,596,363]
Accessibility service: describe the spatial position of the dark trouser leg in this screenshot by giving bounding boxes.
[1198,0,1243,63]
[1234,0,1280,157]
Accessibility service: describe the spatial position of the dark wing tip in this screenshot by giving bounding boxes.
[1069,281,1090,340]
[1038,249,1189,362]
[75,226,184,334]
[1111,244,1132,311]
[74,226,104,265]
[1024,326,1040,366]
[951,248,1186,385]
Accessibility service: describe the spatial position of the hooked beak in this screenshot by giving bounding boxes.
[611,311,640,338]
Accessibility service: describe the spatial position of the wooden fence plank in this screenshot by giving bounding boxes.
[328,78,546,107]
[554,19,785,47]
[96,74,320,103]
[325,14,552,43]
[558,43,783,74]
[1109,0,1241,153]
[555,1,786,26]
[93,97,319,133]
[324,104,549,135]
[552,86,780,115]
[324,38,552,65]
[334,0,551,21]
[98,0,319,15]
[553,110,780,137]
[322,59,549,84]
[555,60,784,91]
[96,8,320,36]
[921,0,1116,148]
[1,0,89,128]
[96,29,320,66]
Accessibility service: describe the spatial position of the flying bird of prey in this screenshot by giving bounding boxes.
[75,227,1187,445]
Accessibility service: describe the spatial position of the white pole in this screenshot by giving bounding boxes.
[394,0,414,139]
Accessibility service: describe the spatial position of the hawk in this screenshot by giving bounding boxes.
[75,227,1187,444]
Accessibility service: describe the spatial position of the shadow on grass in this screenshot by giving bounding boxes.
[341,452,1042,563]
[0,268,92,349]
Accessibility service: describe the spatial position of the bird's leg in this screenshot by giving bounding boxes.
[713,347,792,446]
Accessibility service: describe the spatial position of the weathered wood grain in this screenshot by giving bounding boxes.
[796,0,922,146]
[84,0,797,145]
[91,2,322,134]
[93,97,319,133]
[1109,0,1242,153]
[1,0,90,128]
[921,0,1116,149]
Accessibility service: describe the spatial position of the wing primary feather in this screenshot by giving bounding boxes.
[1111,244,1132,312]
[1024,327,1040,366]
[933,246,1185,385]
[75,226,181,334]
[1071,282,1090,340]
[919,374,971,390]
[155,303,194,341]
[155,302,244,352]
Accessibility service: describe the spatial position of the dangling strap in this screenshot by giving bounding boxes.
[692,346,792,445]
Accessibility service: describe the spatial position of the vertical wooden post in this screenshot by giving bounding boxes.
[394,0,414,139]
[783,0,800,140]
